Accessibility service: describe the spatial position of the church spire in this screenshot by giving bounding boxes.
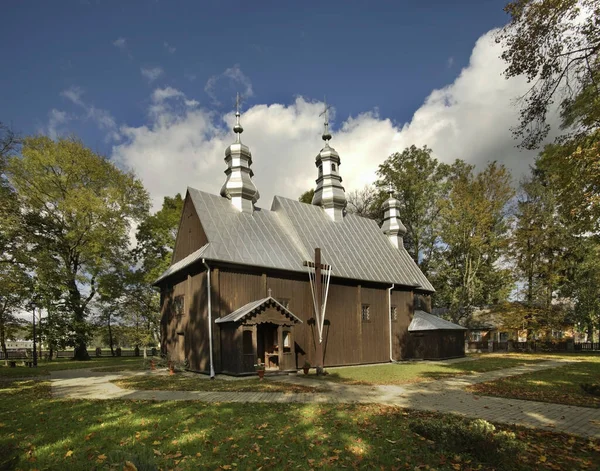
[311,98,346,222]
[220,93,260,213]
[381,184,407,249]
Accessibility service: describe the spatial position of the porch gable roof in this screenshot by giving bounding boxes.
[408,310,467,332]
[215,296,303,325]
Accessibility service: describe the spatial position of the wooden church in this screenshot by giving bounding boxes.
[154,104,465,376]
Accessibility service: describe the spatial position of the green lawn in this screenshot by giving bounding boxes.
[304,354,545,385]
[469,355,600,408]
[1,380,598,470]
[113,374,322,393]
[0,357,146,378]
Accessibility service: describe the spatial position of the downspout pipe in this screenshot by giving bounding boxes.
[202,259,216,378]
[388,283,395,362]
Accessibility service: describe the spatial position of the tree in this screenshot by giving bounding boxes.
[298,189,315,204]
[346,185,381,220]
[0,263,29,361]
[376,145,451,274]
[6,137,149,360]
[433,162,515,323]
[0,123,23,264]
[536,130,600,233]
[566,238,600,341]
[497,0,600,149]
[134,194,183,283]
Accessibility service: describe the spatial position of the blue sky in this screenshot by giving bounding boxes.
[2,1,543,209]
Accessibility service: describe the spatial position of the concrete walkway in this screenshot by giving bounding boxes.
[50,359,600,439]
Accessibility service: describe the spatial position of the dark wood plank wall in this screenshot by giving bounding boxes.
[162,265,432,373]
[185,271,210,372]
[161,277,187,363]
[217,270,265,314]
[360,286,390,364]
[172,194,208,264]
[391,290,413,360]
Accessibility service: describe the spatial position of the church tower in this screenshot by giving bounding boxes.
[311,100,347,222]
[220,94,260,213]
[381,187,407,249]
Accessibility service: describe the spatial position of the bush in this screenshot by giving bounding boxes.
[116,347,122,357]
[409,416,524,468]
[581,383,600,396]
[95,347,102,357]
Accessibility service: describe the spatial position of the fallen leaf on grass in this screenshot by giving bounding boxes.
[64,450,73,458]
[123,461,138,471]
[97,454,107,462]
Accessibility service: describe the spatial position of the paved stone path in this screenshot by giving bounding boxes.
[50,359,600,438]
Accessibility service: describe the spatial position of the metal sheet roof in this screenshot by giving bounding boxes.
[215,296,303,324]
[155,188,434,291]
[153,244,209,284]
[408,310,467,332]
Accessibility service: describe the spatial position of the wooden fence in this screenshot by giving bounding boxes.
[465,340,599,354]
[1,348,158,360]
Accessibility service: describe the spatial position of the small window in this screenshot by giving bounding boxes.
[391,306,398,322]
[499,332,509,342]
[282,331,291,353]
[173,295,184,317]
[361,305,370,322]
[331,163,336,172]
[471,331,482,342]
[243,330,253,355]
[319,165,323,176]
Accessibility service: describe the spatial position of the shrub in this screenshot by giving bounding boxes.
[95,347,102,357]
[409,416,524,468]
[116,347,122,357]
[581,383,600,396]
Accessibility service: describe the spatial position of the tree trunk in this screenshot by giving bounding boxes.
[0,322,8,366]
[108,317,115,357]
[73,341,90,361]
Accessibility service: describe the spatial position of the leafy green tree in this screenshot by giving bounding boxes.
[376,145,451,274]
[536,131,600,233]
[0,263,29,361]
[298,189,315,204]
[6,137,149,360]
[433,162,515,323]
[134,194,183,283]
[497,0,600,149]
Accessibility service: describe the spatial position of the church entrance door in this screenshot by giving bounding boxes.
[257,323,280,370]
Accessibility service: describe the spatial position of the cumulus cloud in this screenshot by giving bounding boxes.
[204,64,253,106]
[60,86,119,141]
[141,67,164,82]
[112,29,558,212]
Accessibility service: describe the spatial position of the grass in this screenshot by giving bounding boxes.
[469,355,600,408]
[1,379,598,470]
[113,374,323,393]
[0,357,146,378]
[303,354,546,386]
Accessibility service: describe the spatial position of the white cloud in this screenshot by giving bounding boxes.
[204,64,253,106]
[59,86,119,141]
[61,86,85,106]
[141,67,164,82]
[46,109,70,139]
[112,29,559,212]
[113,37,127,49]
[163,41,176,54]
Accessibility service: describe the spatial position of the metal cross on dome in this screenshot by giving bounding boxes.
[319,96,332,141]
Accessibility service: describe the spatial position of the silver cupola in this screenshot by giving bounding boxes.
[220,94,260,213]
[311,99,346,222]
[381,186,407,249]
